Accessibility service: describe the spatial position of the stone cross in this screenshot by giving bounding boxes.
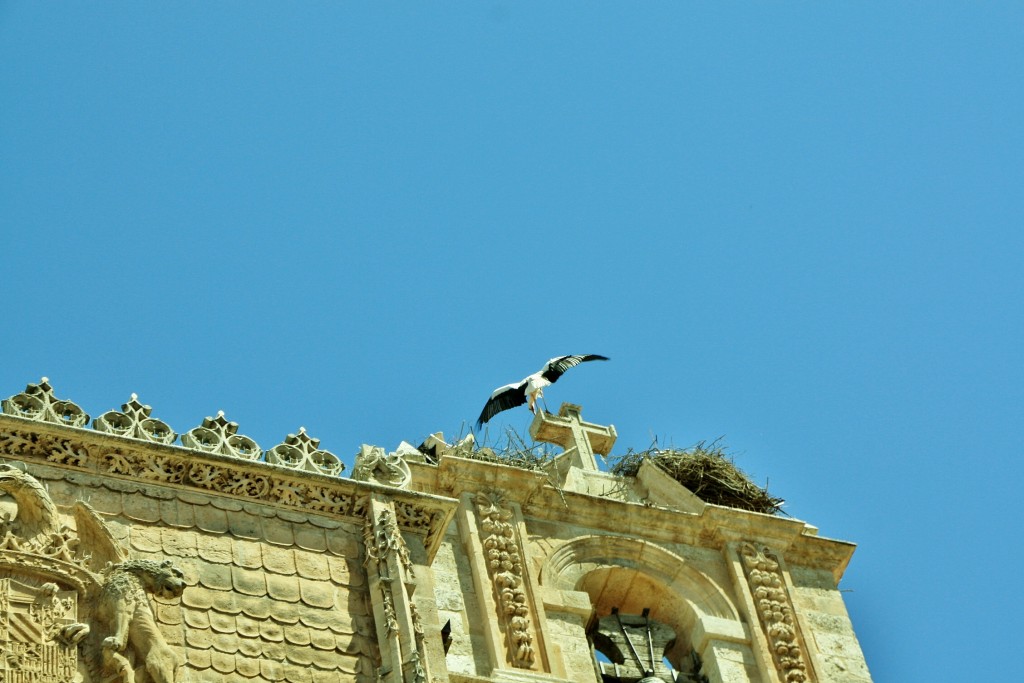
[529,403,617,471]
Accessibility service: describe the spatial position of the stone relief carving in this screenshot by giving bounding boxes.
[474,489,535,668]
[0,577,82,682]
[352,444,412,489]
[0,422,450,548]
[3,378,357,481]
[361,503,433,683]
[0,461,187,683]
[739,542,812,683]
[92,559,186,683]
[93,395,176,445]
[266,427,344,476]
[362,510,401,636]
[0,429,90,469]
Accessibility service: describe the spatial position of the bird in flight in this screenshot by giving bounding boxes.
[475,355,609,429]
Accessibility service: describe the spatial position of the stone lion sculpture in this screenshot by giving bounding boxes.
[91,559,187,683]
[0,462,190,683]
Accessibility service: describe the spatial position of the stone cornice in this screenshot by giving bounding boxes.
[0,414,457,563]
[430,455,854,582]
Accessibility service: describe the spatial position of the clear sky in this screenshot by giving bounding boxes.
[2,4,1022,680]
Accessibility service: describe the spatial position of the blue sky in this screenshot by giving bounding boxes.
[2,4,1022,680]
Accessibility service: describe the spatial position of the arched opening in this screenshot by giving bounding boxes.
[581,569,706,682]
[541,536,739,683]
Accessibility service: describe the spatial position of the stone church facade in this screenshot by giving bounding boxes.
[0,379,871,683]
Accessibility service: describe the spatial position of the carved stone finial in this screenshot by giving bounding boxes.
[181,412,261,460]
[266,428,344,476]
[93,394,177,445]
[352,444,413,488]
[2,378,90,428]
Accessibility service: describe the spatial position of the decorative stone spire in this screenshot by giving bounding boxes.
[1,378,90,428]
[93,393,176,444]
[529,403,616,471]
[181,411,261,460]
[265,427,344,476]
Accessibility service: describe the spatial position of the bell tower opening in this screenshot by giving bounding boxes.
[579,567,709,683]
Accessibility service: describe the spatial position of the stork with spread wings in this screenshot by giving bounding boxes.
[476,355,609,429]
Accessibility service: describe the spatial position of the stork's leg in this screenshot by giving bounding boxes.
[541,395,550,414]
[528,393,536,414]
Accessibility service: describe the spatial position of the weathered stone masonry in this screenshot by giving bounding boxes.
[0,380,871,683]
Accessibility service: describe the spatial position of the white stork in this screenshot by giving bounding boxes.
[475,355,609,429]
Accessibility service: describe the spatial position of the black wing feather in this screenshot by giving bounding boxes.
[475,382,528,429]
[540,354,609,383]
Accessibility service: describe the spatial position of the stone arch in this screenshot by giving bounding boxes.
[541,534,743,672]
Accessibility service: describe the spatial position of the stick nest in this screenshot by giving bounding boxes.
[456,427,555,471]
[610,441,784,515]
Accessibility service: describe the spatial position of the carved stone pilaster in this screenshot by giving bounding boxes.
[474,489,536,669]
[363,497,429,683]
[739,542,813,683]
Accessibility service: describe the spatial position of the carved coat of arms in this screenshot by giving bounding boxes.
[0,462,185,683]
[0,578,79,682]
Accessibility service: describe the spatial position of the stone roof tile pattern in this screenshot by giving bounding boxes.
[34,467,378,683]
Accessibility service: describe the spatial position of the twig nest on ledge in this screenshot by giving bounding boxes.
[610,442,784,515]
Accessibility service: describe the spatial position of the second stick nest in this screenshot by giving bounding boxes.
[610,441,784,515]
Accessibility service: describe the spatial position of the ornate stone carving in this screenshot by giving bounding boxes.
[266,427,344,476]
[362,511,401,637]
[352,444,412,488]
[103,451,187,484]
[93,394,176,445]
[0,429,90,468]
[0,419,453,557]
[363,508,413,582]
[0,462,66,552]
[91,559,186,683]
[0,462,188,683]
[474,489,535,668]
[361,501,432,683]
[2,380,354,475]
[2,378,90,429]
[0,578,82,682]
[739,542,812,683]
[180,411,261,460]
